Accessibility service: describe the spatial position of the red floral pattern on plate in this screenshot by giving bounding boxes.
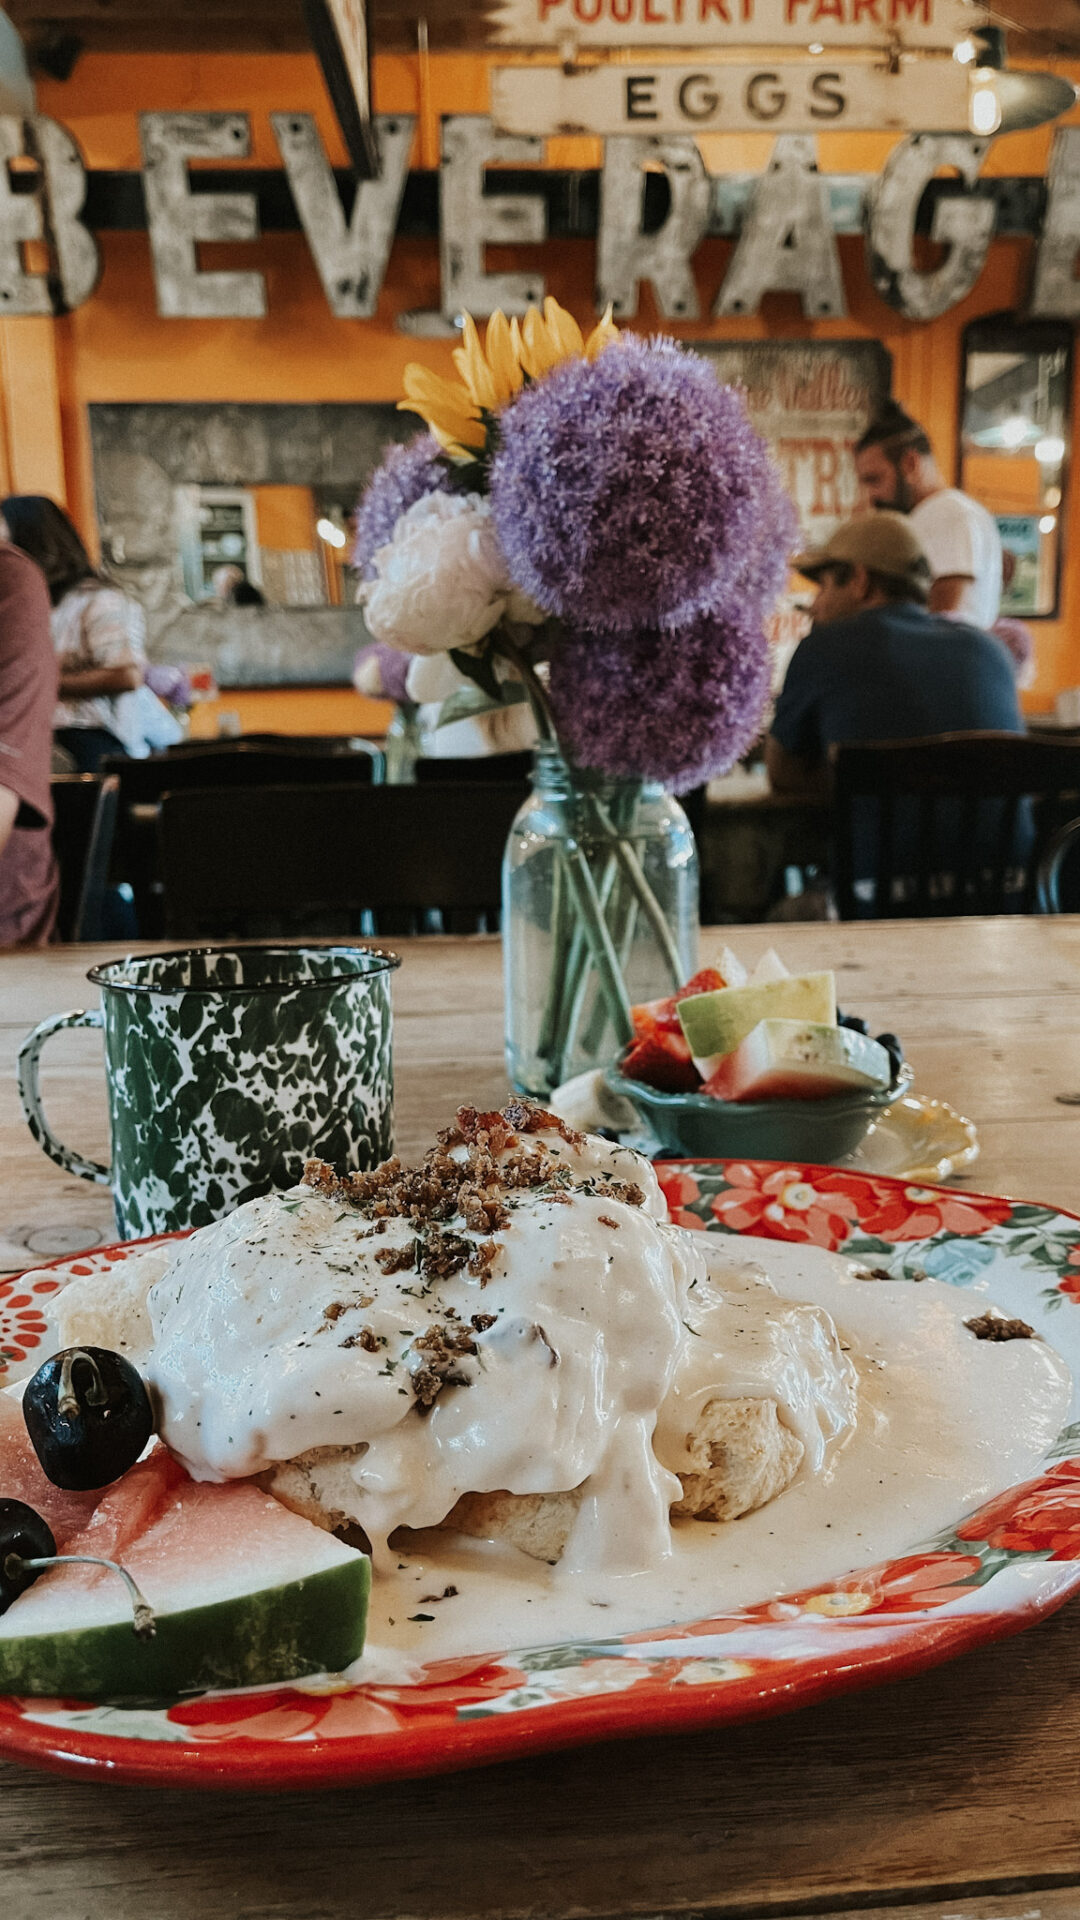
[956,1458,1080,1559]
[709,1163,863,1250]
[848,1182,1013,1244]
[781,1551,985,1618]
[0,1271,63,1368]
[655,1168,706,1230]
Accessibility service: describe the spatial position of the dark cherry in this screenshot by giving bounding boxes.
[23,1347,156,1492]
[0,1499,56,1615]
[0,1496,155,1637]
[837,1011,870,1035]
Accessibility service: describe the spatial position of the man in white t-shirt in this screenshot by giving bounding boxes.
[854,401,1002,632]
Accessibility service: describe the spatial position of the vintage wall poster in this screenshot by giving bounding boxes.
[692,339,891,662]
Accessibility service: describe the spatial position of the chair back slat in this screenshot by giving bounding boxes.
[157,781,529,940]
[913,792,936,917]
[831,732,1080,920]
[875,789,895,917]
[105,738,384,805]
[414,752,533,785]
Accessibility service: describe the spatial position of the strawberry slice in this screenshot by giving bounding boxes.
[631,969,727,1042]
[674,968,726,1003]
[622,1028,701,1093]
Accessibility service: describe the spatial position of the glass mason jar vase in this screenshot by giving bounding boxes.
[503,746,699,1098]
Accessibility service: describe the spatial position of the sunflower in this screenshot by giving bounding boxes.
[397,297,620,462]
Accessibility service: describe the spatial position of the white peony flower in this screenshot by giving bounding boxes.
[361,491,511,656]
[405,651,469,704]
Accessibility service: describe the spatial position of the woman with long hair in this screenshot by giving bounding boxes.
[1,495,145,772]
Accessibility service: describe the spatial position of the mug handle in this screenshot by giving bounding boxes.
[16,1009,111,1187]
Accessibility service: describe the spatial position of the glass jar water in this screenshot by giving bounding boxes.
[503,746,699,1097]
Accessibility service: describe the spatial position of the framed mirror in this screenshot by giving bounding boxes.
[959,314,1072,620]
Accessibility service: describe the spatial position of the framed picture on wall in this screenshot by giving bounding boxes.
[690,339,892,546]
[960,313,1073,621]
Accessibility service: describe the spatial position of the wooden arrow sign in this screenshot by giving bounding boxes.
[492,57,973,135]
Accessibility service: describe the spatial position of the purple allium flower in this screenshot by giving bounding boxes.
[490,337,797,635]
[352,434,449,580]
[547,612,770,792]
[353,641,413,704]
[144,661,193,709]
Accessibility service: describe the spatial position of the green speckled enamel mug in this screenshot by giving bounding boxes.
[17,945,400,1240]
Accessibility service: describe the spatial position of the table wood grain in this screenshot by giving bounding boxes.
[4,921,1080,1920]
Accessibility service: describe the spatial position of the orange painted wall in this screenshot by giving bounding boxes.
[187,687,392,738]
[7,48,1080,719]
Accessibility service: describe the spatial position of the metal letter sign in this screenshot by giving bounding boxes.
[597,136,711,318]
[865,132,994,321]
[271,112,414,318]
[489,0,978,49]
[715,135,845,318]
[0,115,98,315]
[140,113,267,320]
[440,116,547,321]
[1030,128,1080,319]
[491,59,972,138]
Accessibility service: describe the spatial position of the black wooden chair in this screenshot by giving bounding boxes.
[163,733,384,772]
[104,739,384,934]
[414,751,533,785]
[831,733,1080,919]
[156,780,529,939]
[50,774,120,941]
[103,736,383,803]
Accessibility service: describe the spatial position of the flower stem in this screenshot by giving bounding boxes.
[587,792,684,990]
[557,840,634,1052]
[495,626,555,743]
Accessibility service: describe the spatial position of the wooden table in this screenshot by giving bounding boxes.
[5,921,1080,1920]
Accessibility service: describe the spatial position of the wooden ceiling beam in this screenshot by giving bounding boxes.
[7,0,501,53]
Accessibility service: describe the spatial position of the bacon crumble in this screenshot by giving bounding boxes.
[964,1311,1036,1342]
[304,1102,648,1410]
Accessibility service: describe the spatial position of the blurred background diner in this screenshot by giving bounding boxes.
[1,1,1080,946]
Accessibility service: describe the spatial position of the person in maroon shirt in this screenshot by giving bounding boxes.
[0,541,59,947]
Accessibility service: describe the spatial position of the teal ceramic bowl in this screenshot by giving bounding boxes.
[604,1058,914,1164]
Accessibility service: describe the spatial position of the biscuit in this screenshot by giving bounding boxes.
[262,1395,803,1562]
[670,1396,804,1522]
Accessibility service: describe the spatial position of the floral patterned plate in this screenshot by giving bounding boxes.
[3,1161,1080,1792]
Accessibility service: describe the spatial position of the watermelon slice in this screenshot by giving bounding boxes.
[0,1448,369,1698]
[703,1019,893,1103]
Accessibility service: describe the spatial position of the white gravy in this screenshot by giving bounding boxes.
[47,1129,1072,1673]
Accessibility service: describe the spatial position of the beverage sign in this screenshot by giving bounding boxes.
[489,0,981,50]
[492,56,970,134]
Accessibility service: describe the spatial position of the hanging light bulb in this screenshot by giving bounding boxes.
[970,73,1002,137]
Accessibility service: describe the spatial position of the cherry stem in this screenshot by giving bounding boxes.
[57,1350,108,1420]
[4,1552,157,1640]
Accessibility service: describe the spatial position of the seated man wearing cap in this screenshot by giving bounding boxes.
[766,512,1027,908]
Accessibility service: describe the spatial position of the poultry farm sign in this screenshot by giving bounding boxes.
[488,0,979,48]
